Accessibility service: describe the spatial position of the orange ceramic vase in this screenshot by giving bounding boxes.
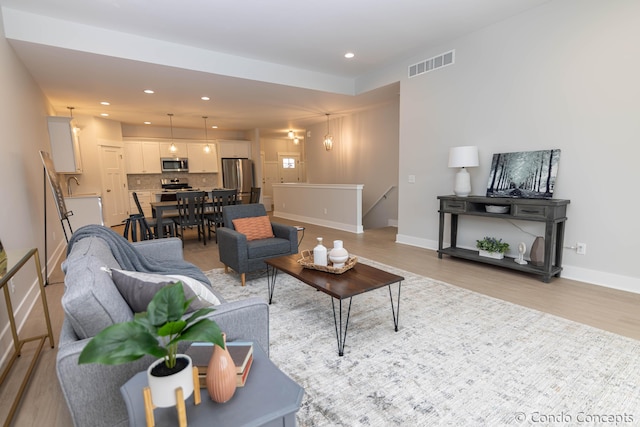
[206,333,237,403]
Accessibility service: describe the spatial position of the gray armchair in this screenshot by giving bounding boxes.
[218,203,297,286]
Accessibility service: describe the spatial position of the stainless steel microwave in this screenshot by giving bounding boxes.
[161,158,189,172]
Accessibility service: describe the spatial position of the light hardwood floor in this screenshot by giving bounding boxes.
[3,218,640,426]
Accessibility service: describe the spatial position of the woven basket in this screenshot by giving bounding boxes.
[297,250,358,274]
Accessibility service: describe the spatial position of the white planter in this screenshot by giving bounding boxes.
[146,354,194,408]
[478,249,504,260]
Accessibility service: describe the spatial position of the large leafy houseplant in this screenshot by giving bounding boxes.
[79,281,224,370]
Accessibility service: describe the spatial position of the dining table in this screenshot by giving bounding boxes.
[151,197,242,239]
[150,200,214,239]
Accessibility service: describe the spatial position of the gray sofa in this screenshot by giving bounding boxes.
[56,233,269,427]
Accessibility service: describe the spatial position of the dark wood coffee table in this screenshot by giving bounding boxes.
[265,254,404,356]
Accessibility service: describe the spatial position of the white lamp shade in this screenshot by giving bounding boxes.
[448,146,479,168]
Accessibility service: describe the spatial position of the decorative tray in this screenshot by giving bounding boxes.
[297,250,358,274]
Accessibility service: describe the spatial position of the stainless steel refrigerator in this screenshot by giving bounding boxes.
[221,158,254,202]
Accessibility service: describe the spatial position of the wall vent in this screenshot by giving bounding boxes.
[408,50,455,78]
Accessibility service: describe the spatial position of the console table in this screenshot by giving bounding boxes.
[437,195,570,282]
[0,248,55,425]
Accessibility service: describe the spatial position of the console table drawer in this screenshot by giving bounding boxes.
[441,200,467,213]
[512,204,548,219]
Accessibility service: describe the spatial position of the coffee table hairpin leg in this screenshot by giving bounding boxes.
[266,265,278,304]
[331,281,402,356]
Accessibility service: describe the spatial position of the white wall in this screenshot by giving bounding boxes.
[0,7,66,358]
[394,0,640,291]
[305,98,400,229]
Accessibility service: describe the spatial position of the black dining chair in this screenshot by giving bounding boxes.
[173,191,207,246]
[205,189,238,242]
[249,187,261,204]
[131,192,176,239]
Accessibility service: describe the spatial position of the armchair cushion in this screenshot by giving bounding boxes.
[232,215,274,241]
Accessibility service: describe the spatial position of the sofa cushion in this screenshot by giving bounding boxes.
[246,237,293,259]
[232,216,274,241]
[61,255,134,340]
[111,269,221,313]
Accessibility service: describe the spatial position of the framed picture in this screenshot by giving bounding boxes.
[486,149,561,199]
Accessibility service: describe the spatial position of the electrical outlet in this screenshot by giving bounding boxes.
[408,175,416,183]
[576,242,587,255]
[9,278,15,293]
[53,231,56,240]
[324,208,328,214]
[136,179,141,185]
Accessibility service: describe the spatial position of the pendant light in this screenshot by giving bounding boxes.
[288,130,295,139]
[167,113,177,153]
[203,116,211,153]
[323,113,333,151]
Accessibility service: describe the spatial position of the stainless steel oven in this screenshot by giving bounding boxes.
[161,158,189,172]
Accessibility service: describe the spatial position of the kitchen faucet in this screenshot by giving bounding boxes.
[67,176,80,196]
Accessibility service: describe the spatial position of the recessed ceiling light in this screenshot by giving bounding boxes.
[101,113,109,117]
[144,121,152,125]
[201,96,210,101]
[344,52,355,59]
[211,125,218,129]
[143,89,154,94]
[100,101,110,106]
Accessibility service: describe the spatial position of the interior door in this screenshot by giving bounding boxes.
[100,146,129,226]
[277,153,301,183]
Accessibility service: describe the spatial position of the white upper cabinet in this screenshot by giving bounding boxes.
[187,143,219,173]
[47,116,83,173]
[159,142,188,158]
[124,141,161,174]
[217,140,252,159]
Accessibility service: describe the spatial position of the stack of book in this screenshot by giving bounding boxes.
[186,341,254,388]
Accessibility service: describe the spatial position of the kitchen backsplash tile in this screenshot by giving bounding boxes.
[127,173,218,190]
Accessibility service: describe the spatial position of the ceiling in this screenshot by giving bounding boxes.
[0,0,551,136]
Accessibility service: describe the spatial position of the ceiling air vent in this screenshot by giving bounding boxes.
[408,50,455,78]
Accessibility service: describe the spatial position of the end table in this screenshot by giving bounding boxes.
[121,344,303,427]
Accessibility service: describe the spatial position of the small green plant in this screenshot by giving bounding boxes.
[476,237,510,254]
[79,282,224,370]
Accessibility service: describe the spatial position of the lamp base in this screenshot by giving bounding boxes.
[453,168,471,197]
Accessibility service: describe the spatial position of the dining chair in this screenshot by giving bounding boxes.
[205,189,238,242]
[132,192,175,238]
[172,191,207,246]
[249,187,261,204]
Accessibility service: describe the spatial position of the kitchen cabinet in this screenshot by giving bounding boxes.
[159,142,188,158]
[187,143,219,173]
[437,195,570,282]
[217,140,252,159]
[124,141,161,174]
[47,116,83,173]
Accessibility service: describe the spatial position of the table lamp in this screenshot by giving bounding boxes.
[448,146,479,197]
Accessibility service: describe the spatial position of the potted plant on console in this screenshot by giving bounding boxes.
[79,282,224,409]
[476,236,510,260]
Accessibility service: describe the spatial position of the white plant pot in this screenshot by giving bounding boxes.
[478,249,504,260]
[146,354,194,408]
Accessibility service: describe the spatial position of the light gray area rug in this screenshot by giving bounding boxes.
[206,259,640,426]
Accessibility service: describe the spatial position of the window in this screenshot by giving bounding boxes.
[282,158,296,169]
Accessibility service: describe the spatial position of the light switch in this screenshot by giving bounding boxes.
[408,175,416,183]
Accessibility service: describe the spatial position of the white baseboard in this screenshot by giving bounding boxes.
[394,233,640,295]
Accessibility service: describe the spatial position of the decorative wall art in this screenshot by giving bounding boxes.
[486,149,561,199]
